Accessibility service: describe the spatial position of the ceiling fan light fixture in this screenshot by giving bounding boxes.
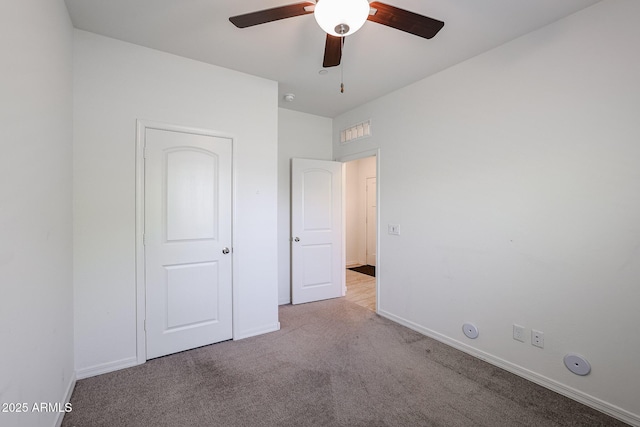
[314,0,370,37]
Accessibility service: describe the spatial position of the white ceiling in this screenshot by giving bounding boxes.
[64,0,601,118]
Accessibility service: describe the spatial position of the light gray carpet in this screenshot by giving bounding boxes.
[63,299,627,426]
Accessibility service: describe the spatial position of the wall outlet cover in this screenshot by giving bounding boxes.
[513,324,525,342]
[531,329,544,348]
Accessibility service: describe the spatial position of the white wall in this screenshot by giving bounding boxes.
[333,0,640,424]
[345,156,376,266]
[277,109,333,304]
[0,1,75,426]
[74,30,280,377]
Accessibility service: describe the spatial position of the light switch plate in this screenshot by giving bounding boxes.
[388,224,400,235]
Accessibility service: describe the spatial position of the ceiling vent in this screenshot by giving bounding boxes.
[340,120,371,144]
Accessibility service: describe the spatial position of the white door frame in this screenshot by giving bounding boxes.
[337,149,380,313]
[135,119,236,364]
[365,176,377,266]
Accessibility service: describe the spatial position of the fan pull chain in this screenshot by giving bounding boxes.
[340,37,345,93]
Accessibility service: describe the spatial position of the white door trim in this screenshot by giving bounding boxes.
[336,149,380,313]
[135,119,236,364]
[365,176,377,266]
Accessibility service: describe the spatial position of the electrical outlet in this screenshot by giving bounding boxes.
[532,330,544,348]
[513,324,525,342]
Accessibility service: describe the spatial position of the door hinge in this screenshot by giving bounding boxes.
[142,233,146,245]
[143,319,146,331]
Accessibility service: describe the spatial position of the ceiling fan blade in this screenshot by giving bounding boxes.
[367,2,444,39]
[229,2,315,28]
[323,34,343,68]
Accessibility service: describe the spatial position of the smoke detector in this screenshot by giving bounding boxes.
[283,93,295,102]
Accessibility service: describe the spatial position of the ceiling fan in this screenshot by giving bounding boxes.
[229,0,444,68]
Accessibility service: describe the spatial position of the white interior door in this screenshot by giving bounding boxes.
[145,127,232,359]
[291,158,343,304]
[366,177,377,266]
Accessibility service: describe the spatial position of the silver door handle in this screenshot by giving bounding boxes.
[294,237,300,242]
[222,247,230,254]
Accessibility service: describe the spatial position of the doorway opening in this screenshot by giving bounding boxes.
[344,154,377,312]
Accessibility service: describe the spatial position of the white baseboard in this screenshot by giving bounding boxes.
[75,322,282,379]
[378,309,640,427]
[234,322,281,340]
[278,297,291,305]
[54,371,76,427]
[75,356,139,380]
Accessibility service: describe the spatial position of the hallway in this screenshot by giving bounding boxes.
[345,268,376,312]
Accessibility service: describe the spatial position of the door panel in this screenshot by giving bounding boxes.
[166,149,218,241]
[145,127,232,359]
[291,158,343,304]
[302,244,333,286]
[302,170,333,230]
[166,262,219,329]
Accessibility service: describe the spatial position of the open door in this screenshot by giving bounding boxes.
[291,158,344,304]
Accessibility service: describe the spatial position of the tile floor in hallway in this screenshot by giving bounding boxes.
[345,268,376,312]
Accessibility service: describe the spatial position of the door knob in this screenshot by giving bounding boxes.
[294,237,300,242]
[222,247,230,254]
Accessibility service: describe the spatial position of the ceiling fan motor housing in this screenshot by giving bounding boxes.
[314,0,370,37]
